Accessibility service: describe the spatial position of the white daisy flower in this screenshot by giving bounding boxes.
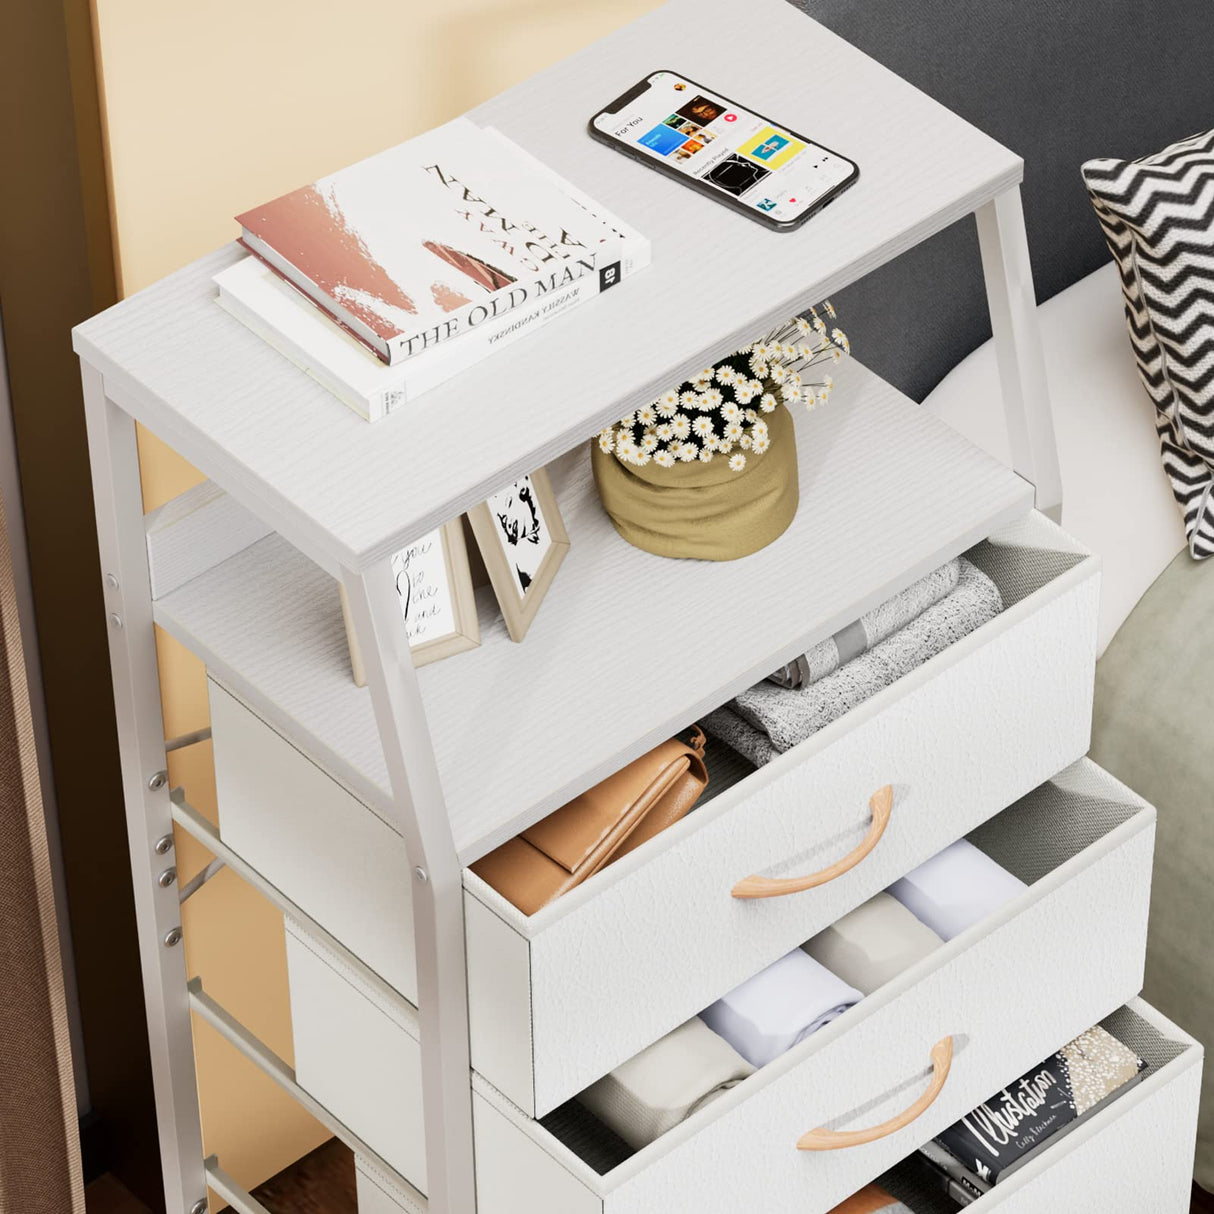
[654,449,676,468]
[723,419,744,442]
[824,374,834,390]
[752,419,768,439]
[636,405,657,426]
[770,363,788,384]
[745,408,759,423]
[656,395,678,419]
[729,453,746,472]
[677,442,698,462]
[782,382,801,403]
[715,365,736,385]
[825,300,837,319]
[693,415,715,438]
[703,433,720,451]
[759,392,778,413]
[718,439,734,454]
[832,347,843,363]
[752,432,771,454]
[749,353,769,378]
[619,412,636,428]
[740,434,753,450]
[831,328,849,353]
[641,432,659,453]
[798,343,815,360]
[655,422,675,441]
[598,430,615,453]
[817,388,831,406]
[752,343,772,360]
[700,387,724,411]
[672,414,691,439]
[721,400,741,422]
[632,449,652,466]
[698,446,715,462]
[813,316,827,335]
[795,316,814,337]
[697,367,715,383]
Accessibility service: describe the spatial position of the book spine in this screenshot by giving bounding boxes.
[384,238,625,365]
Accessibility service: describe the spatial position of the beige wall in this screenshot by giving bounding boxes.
[92,0,660,1202]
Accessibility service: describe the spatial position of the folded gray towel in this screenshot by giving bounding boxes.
[704,558,1002,766]
[769,559,961,688]
[803,892,944,995]
[576,1017,754,1150]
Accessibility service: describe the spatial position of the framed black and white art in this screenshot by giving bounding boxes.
[340,518,480,684]
[468,466,570,642]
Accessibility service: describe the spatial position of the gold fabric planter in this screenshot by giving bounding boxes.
[591,404,799,561]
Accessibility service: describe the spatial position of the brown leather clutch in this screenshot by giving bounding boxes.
[470,729,708,916]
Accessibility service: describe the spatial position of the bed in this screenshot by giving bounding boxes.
[792,0,1214,1191]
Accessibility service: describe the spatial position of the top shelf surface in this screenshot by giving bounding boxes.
[72,0,1021,571]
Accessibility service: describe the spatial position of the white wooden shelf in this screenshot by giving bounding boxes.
[72,0,1021,574]
[153,359,1030,863]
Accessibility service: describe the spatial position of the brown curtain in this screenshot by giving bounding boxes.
[0,484,85,1213]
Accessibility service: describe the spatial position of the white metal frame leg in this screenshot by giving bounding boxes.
[976,186,1064,522]
[342,560,476,1214]
[80,364,208,1214]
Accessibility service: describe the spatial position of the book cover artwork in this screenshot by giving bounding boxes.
[935,1025,1145,1188]
[236,118,617,362]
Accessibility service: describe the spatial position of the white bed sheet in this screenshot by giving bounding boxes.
[923,261,1185,656]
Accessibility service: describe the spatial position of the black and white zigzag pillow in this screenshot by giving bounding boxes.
[1083,128,1214,559]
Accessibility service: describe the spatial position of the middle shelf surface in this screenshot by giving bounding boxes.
[153,359,1032,863]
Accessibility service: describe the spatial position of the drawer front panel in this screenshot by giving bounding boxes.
[471,541,1100,1114]
[211,681,417,1002]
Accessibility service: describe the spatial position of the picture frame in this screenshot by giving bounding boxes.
[339,518,480,685]
[467,466,570,643]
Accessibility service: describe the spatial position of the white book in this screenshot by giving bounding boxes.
[235,117,638,364]
[216,131,649,421]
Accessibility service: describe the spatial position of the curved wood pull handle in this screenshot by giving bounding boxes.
[797,1036,954,1151]
[731,785,893,900]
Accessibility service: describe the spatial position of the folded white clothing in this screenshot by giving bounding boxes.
[576,1017,754,1150]
[700,948,862,1069]
[804,892,944,995]
[704,559,1003,766]
[887,838,1028,941]
[769,559,961,688]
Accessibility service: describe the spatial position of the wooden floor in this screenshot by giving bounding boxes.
[85,1145,1214,1212]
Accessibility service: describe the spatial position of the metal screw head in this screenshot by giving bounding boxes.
[105,572,119,590]
[148,770,168,791]
[109,613,123,629]
[158,867,177,888]
[413,866,428,883]
[163,927,183,947]
[154,834,174,855]
[190,1200,209,1214]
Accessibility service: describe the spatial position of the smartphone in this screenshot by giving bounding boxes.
[588,70,858,231]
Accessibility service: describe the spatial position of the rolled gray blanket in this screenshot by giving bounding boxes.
[576,1017,754,1150]
[704,558,1002,766]
[769,559,961,688]
[804,892,944,995]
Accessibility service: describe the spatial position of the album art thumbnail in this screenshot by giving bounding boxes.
[703,154,770,196]
[676,94,725,125]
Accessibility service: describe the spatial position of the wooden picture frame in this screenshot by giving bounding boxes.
[340,518,480,685]
[467,466,570,642]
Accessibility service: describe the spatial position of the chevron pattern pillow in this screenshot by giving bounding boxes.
[1083,129,1214,558]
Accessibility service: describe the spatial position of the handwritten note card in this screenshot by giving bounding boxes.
[391,529,456,647]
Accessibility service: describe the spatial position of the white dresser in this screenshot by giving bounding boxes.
[73,1,1202,1211]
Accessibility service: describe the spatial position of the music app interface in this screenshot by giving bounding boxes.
[595,71,853,222]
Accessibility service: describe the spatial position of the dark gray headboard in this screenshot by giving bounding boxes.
[789,0,1214,400]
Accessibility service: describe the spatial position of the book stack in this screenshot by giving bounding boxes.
[918,1024,1146,1204]
[217,118,649,420]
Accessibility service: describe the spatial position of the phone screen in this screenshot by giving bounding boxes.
[592,71,855,224]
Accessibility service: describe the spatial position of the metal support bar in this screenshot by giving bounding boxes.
[975,187,1064,521]
[80,363,208,1214]
[188,978,427,1212]
[166,726,212,753]
[169,790,416,1021]
[178,857,225,904]
[202,1157,273,1214]
[341,563,476,1214]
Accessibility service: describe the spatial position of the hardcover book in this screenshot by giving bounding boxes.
[921,1025,1145,1201]
[236,117,630,364]
[217,130,649,420]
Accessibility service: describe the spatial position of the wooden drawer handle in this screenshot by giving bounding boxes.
[798,1035,954,1151]
[731,785,893,900]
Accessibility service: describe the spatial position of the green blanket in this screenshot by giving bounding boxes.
[1091,546,1213,1189]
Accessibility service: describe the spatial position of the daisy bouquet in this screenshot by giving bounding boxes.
[598,302,849,473]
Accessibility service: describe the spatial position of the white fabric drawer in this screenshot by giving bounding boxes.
[285,759,1151,1210]
[467,510,1100,1115]
[352,999,1201,1214]
[214,510,1099,1117]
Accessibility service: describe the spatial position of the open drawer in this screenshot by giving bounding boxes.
[283,759,1152,1208]
[213,510,1099,1115]
[352,1000,1202,1214]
